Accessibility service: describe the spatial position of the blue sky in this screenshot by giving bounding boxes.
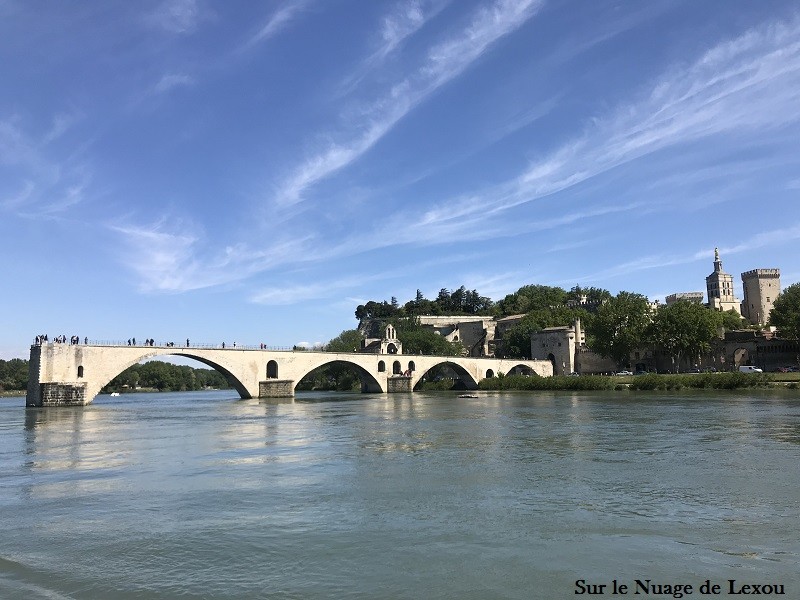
[2,0,800,359]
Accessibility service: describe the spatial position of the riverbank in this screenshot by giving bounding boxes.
[478,372,800,392]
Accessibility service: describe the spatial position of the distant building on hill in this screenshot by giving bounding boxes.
[665,292,704,305]
[741,268,781,326]
[706,248,741,314]
[530,319,617,375]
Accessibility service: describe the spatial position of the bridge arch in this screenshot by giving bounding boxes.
[294,358,384,393]
[92,350,253,401]
[507,363,537,376]
[412,360,479,390]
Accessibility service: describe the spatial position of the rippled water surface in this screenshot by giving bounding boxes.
[1,390,799,599]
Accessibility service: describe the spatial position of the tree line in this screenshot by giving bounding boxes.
[102,361,231,392]
[352,282,800,368]
[0,359,28,392]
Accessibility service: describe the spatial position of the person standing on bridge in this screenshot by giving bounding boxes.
[186,338,190,347]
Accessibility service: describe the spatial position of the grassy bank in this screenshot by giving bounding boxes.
[478,375,616,391]
[478,372,798,392]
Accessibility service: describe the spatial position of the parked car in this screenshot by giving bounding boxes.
[615,370,633,376]
[738,365,763,373]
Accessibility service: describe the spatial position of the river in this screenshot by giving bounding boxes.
[1,390,798,599]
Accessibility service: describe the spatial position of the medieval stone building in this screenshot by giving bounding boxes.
[741,268,781,326]
[706,248,741,314]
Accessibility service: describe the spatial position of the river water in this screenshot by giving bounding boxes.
[0,390,798,599]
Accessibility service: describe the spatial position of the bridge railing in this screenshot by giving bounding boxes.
[32,340,295,351]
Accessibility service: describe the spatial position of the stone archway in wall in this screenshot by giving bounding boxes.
[295,359,384,393]
[91,351,252,402]
[733,348,750,368]
[266,360,279,379]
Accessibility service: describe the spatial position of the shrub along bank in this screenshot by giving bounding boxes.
[477,372,786,392]
[478,375,616,391]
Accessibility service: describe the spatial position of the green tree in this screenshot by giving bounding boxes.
[393,318,463,355]
[588,291,651,368]
[720,309,745,331]
[769,283,800,364]
[325,329,363,353]
[567,285,612,304]
[0,358,29,391]
[769,282,800,341]
[495,285,567,317]
[647,301,721,372]
[496,305,588,358]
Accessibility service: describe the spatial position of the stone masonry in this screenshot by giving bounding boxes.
[27,343,553,406]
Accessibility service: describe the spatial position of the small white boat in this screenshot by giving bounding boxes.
[110,392,120,397]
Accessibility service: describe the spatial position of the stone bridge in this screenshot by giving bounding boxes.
[26,343,553,407]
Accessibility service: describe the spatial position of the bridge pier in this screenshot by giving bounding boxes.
[387,376,412,393]
[28,383,89,407]
[258,379,294,398]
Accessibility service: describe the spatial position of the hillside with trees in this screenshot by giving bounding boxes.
[0,359,28,393]
[0,359,231,394]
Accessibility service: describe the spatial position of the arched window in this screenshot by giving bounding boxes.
[378,361,386,372]
[393,361,402,375]
[77,365,84,378]
[387,343,397,354]
[486,369,494,378]
[408,361,415,372]
[267,360,279,379]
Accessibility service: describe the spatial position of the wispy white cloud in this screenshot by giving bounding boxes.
[43,112,81,144]
[336,0,450,96]
[153,73,195,94]
[1,180,34,210]
[573,222,800,285]
[393,15,800,234]
[110,216,319,292]
[242,0,310,49]
[148,0,206,34]
[0,114,89,215]
[275,0,544,206]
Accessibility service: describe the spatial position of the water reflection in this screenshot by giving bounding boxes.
[3,389,798,599]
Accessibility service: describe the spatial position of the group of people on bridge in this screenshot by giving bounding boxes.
[34,334,86,345]
[128,338,158,347]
